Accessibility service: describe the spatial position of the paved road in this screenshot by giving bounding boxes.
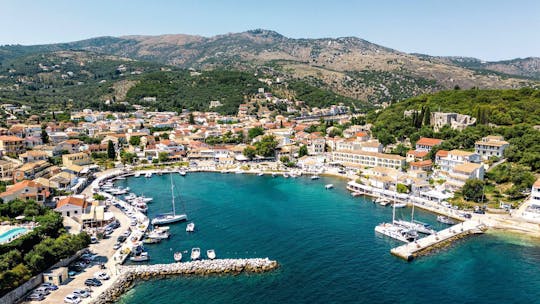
[24,205,131,304]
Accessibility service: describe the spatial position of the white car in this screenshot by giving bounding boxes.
[72,289,90,298]
[64,294,81,304]
[94,271,110,280]
[34,286,50,295]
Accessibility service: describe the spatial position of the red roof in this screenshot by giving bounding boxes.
[436,150,449,157]
[416,137,443,147]
[410,160,433,167]
[56,196,87,208]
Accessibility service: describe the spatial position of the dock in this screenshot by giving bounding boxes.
[390,220,487,261]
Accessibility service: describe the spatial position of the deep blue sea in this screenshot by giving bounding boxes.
[114,173,540,304]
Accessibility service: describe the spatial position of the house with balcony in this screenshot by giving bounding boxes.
[415,137,443,152]
[474,135,510,160]
[62,152,92,167]
[0,135,25,156]
[436,149,481,173]
[531,178,540,207]
[0,180,50,203]
[446,162,484,190]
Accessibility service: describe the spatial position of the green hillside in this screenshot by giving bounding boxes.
[369,88,540,171]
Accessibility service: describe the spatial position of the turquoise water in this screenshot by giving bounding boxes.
[115,173,540,304]
[0,227,27,243]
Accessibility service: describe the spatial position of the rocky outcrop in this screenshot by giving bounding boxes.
[90,258,278,304]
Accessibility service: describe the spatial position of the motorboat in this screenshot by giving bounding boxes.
[325,184,334,189]
[377,198,391,206]
[206,249,216,260]
[191,247,201,260]
[186,222,195,232]
[257,172,264,176]
[147,229,170,239]
[351,192,362,197]
[271,173,277,178]
[142,237,161,244]
[179,170,187,176]
[145,172,153,178]
[393,202,407,208]
[283,173,289,178]
[394,220,436,235]
[124,193,137,201]
[437,215,457,225]
[311,175,320,180]
[174,252,182,262]
[134,204,148,213]
[134,172,141,178]
[130,252,149,262]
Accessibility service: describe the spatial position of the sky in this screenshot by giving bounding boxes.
[1,0,539,61]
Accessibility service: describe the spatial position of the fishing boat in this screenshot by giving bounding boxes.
[130,252,149,262]
[191,247,201,260]
[206,249,216,260]
[437,215,457,225]
[174,252,182,262]
[325,184,334,189]
[186,222,195,232]
[151,174,187,225]
[310,175,320,180]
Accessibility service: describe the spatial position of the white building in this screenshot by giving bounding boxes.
[436,149,481,173]
[446,162,485,190]
[332,150,405,170]
[475,135,510,160]
[531,179,540,207]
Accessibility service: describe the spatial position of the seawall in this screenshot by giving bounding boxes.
[90,258,278,304]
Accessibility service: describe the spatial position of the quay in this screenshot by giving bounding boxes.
[90,258,278,304]
[390,220,487,261]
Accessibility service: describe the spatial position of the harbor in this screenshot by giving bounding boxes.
[390,220,488,261]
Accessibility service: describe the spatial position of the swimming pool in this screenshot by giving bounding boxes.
[0,227,28,244]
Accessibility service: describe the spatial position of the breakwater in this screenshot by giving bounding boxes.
[90,258,278,304]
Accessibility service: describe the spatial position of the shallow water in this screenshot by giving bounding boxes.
[115,173,540,304]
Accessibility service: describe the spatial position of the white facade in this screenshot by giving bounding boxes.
[332,150,405,170]
[475,136,509,160]
[436,150,481,173]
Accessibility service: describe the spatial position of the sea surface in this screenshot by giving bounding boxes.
[114,173,540,304]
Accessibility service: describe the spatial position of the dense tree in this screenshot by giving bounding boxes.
[129,136,141,147]
[299,145,308,157]
[107,140,115,160]
[248,127,264,140]
[461,179,486,203]
[254,135,278,158]
[242,146,256,160]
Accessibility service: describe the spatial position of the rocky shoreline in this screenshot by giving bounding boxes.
[90,258,278,304]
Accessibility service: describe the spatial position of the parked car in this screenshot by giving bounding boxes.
[64,294,82,304]
[117,235,127,243]
[113,243,122,250]
[34,287,50,295]
[94,271,110,280]
[26,292,45,301]
[81,253,97,261]
[84,278,102,287]
[40,282,58,291]
[90,236,98,244]
[72,289,90,298]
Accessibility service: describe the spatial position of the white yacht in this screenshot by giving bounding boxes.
[325,184,334,189]
[394,220,436,235]
[257,172,264,176]
[151,174,187,225]
[186,222,195,232]
[206,249,216,260]
[375,223,417,243]
[351,192,362,197]
[191,247,201,260]
[179,170,187,176]
[378,198,391,206]
[311,175,320,180]
[174,252,182,262]
[437,215,457,225]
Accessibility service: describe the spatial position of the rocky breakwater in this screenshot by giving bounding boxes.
[90,258,278,304]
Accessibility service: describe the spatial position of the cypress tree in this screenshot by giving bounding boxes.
[107,140,115,160]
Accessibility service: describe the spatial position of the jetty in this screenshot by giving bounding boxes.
[390,220,487,261]
[90,258,278,304]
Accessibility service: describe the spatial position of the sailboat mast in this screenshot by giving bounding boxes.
[171,173,176,216]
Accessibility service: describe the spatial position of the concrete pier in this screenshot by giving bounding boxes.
[90,258,278,304]
[391,220,487,261]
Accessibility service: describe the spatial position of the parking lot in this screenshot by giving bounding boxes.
[23,205,130,304]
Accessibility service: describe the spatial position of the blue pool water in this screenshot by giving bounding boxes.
[114,173,540,304]
[0,227,27,243]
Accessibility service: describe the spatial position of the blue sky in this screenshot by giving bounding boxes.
[1,0,538,61]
